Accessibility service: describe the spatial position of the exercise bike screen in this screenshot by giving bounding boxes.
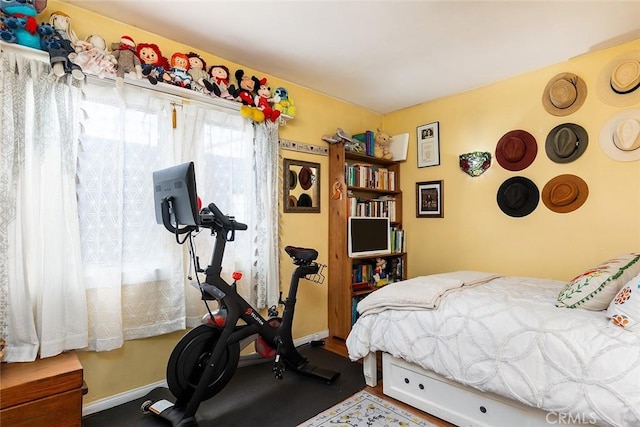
[153,161,199,226]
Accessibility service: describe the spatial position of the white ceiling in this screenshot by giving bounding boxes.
[62,1,640,114]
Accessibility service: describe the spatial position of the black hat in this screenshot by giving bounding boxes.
[496,176,539,217]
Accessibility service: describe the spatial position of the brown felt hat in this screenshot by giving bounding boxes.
[298,166,313,190]
[545,123,589,164]
[542,174,588,213]
[597,51,640,107]
[542,73,587,116]
[495,130,538,171]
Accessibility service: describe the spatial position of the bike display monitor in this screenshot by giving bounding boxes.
[153,162,199,226]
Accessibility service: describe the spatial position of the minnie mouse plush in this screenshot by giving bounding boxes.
[255,79,281,123]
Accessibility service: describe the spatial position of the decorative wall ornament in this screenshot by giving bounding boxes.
[459,151,491,177]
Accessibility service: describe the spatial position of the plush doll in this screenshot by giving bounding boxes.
[374,128,393,160]
[39,11,84,80]
[186,52,208,93]
[203,64,236,99]
[373,258,388,286]
[68,34,117,79]
[272,87,296,117]
[233,69,262,120]
[163,52,191,88]
[137,43,169,85]
[254,79,280,123]
[111,35,142,87]
[0,0,50,50]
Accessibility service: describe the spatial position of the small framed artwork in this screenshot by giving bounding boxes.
[416,121,440,168]
[416,180,443,218]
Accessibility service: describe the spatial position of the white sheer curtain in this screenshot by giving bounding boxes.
[0,51,88,362]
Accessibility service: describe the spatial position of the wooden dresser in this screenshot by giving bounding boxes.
[0,351,84,426]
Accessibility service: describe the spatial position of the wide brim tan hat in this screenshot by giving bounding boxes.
[542,174,588,213]
[495,130,538,171]
[542,73,588,116]
[545,123,589,163]
[599,109,640,162]
[597,51,640,107]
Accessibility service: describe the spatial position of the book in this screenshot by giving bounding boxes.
[388,133,409,161]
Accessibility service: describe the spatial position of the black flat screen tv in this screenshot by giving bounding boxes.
[153,162,199,226]
[347,216,391,257]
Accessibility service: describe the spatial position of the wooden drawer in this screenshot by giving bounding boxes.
[0,352,84,427]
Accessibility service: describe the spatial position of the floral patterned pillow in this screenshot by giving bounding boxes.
[556,253,640,310]
[607,273,640,331]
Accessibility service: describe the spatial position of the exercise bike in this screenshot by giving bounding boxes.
[143,186,339,426]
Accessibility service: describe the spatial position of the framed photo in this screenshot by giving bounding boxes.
[416,122,440,168]
[416,180,443,218]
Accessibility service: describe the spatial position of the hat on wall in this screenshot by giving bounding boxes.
[542,73,587,116]
[542,174,589,213]
[288,170,298,189]
[597,51,640,107]
[599,109,640,162]
[298,166,313,190]
[545,123,589,163]
[496,176,539,217]
[495,130,538,171]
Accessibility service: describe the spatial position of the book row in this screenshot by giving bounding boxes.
[344,163,396,191]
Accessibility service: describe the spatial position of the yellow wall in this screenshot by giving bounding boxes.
[41,1,382,404]
[39,1,640,407]
[383,39,640,280]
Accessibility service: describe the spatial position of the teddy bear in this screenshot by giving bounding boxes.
[234,69,264,121]
[137,42,169,85]
[374,128,393,160]
[203,64,236,99]
[0,0,50,50]
[272,87,296,117]
[255,79,281,123]
[111,35,142,87]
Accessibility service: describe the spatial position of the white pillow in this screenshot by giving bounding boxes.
[556,253,640,310]
[607,273,640,331]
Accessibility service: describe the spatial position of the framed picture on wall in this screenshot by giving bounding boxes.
[416,122,440,168]
[416,180,443,218]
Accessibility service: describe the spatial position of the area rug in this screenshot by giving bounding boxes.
[298,390,434,427]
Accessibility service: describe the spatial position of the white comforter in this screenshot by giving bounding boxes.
[347,275,640,427]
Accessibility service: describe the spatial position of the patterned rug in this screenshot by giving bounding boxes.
[298,390,434,427]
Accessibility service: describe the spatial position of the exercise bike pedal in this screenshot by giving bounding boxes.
[141,399,197,426]
[295,364,341,384]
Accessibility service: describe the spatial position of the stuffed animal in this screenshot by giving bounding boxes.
[68,34,117,79]
[40,11,84,80]
[0,0,50,50]
[203,64,236,99]
[373,257,388,286]
[234,69,262,121]
[163,52,191,88]
[186,52,207,93]
[272,87,296,117]
[137,43,169,85]
[254,79,280,123]
[111,35,142,87]
[374,128,393,160]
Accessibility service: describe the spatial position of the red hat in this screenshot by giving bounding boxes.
[495,130,538,171]
[120,35,135,47]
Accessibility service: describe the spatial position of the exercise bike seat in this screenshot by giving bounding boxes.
[285,246,318,263]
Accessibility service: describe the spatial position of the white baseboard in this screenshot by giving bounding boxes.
[82,329,329,417]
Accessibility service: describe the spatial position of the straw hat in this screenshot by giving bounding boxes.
[597,51,640,107]
[542,73,587,116]
[495,130,537,171]
[599,109,640,162]
[545,123,589,163]
[496,176,539,217]
[542,174,588,213]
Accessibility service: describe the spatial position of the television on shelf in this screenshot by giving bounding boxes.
[153,161,199,227]
[347,216,391,257]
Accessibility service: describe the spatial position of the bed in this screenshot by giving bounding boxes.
[346,269,640,427]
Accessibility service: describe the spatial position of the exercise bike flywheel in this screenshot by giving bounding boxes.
[167,324,240,402]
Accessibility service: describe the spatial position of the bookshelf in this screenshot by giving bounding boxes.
[328,144,407,340]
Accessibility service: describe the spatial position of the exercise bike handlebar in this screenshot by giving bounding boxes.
[200,202,248,231]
